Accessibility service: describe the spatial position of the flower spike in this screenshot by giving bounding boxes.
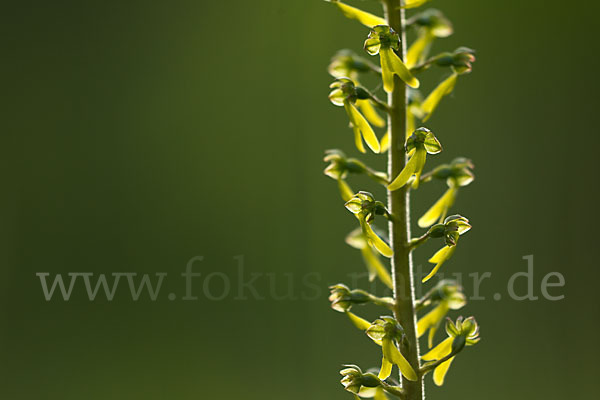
[321,0,481,396]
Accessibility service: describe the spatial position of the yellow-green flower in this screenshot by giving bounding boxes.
[406,9,453,68]
[417,280,466,348]
[346,227,393,289]
[388,127,441,191]
[418,158,475,228]
[327,0,386,28]
[364,25,419,92]
[328,50,386,128]
[329,78,382,153]
[422,215,471,282]
[422,317,480,386]
[366,317,418,381]
[421,47,475,122]
[419,48,475,121]
[345,192,393,257]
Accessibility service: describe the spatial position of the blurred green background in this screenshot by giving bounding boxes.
[2,0,599,398]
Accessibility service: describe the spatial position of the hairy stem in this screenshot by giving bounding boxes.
[384,1,424,399]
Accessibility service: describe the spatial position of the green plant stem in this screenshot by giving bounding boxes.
[367,294,395,309]
[409,232,430,250]
[419,353,454,377]
[369,94,392,113]
[419,342,466,377]
[383,1,424,399]
[380,381,406,399]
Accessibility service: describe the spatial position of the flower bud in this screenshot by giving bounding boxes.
[328,284,371,312]
[340,365,381,394]
[427,223,446,238]
[434,47,476,74]
[329,79,381,153]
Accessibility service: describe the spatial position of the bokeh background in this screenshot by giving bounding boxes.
[3,0,600,398]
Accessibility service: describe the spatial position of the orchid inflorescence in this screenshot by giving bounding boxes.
[322,1,482,398]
